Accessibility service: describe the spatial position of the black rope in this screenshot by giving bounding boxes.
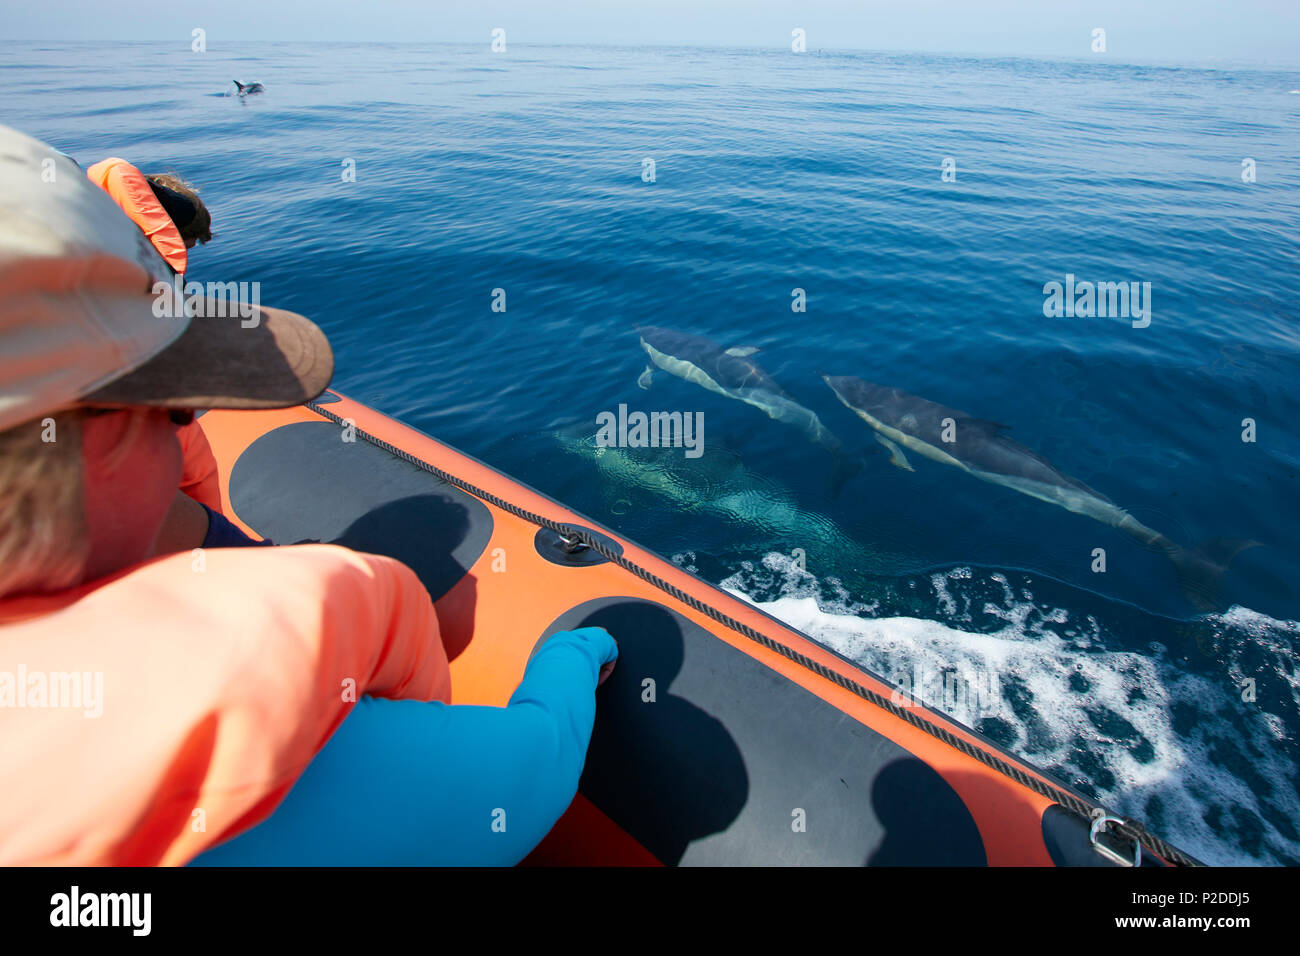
[306,400,1200,867]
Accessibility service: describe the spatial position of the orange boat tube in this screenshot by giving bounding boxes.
[197,391,1197,867]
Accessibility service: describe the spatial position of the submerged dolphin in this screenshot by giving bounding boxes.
[232,80,265,96]
[552,424,888,576]
[637,326,860,493]
[823,375,1253,610]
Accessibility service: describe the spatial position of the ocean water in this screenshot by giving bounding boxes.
[4,40,1298,865]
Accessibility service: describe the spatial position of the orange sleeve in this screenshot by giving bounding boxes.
[86,157,188,274]
[0,544,449,866]
[176,420,222,511]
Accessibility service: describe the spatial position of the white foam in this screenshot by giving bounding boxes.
[715,552,1300,867]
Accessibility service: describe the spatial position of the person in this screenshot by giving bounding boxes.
[0,124,617,865]
[85,158,211,271]
[85,156,248,550]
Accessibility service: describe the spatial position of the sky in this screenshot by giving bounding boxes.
[6,1,1300,66]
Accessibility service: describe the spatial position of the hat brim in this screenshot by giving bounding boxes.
[82,298,334,410]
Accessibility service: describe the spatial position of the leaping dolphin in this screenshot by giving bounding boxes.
[232,80,265,96]
[637,326,861,494]
[823,374,1254,611]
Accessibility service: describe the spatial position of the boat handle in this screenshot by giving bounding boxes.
[1089,811,1142,867]
[556,530,589,554]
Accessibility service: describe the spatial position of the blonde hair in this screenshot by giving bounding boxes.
[0,402,158,601]
[0,410,91,598]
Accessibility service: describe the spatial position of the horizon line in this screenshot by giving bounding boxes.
[1,38,1297,71]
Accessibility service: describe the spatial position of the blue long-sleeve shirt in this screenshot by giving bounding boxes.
[199,504,275,549]
[190,626,616,866]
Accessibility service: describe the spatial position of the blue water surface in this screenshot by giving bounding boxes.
[3,40,1298,865]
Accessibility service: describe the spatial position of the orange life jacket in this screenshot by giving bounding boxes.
[0,544,450,865]
[176,420,223,511]
[86,158,188,274]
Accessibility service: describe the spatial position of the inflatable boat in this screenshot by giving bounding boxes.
[197,392,1198,867]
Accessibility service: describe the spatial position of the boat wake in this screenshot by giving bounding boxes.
[674,551,1300,866]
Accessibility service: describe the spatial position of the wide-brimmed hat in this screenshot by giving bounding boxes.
[0,124,333,431]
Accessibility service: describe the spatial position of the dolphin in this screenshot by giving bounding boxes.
[552,423,889,576]
[637,326,861,494]
[232,80,265,96]
[822,375,1254,611]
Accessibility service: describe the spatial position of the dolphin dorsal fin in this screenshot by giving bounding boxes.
[725,346,761,357]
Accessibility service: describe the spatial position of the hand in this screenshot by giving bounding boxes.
[568,626,617,686]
